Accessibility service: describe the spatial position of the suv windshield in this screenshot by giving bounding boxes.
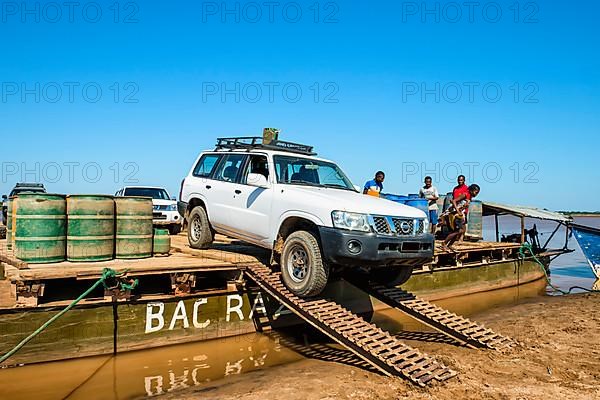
[124,188,170,200]
[273,155,356,191]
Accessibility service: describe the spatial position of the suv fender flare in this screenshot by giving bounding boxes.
[272,212,325,253]
[186,193,211,220]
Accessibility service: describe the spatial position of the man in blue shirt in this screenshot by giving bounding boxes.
[363,171,385,197]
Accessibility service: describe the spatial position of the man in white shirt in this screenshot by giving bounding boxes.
[419,176,439,234]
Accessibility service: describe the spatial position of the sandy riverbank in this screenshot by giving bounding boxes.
[155,293,600,400]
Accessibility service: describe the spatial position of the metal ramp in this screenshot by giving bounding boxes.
[348,281,516,351]
[244,264,457,387]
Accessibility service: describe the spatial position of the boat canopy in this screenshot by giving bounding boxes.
[482,202,572,223]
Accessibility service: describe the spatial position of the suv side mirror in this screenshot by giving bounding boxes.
[247,173,270,189]
[171,196,176,201]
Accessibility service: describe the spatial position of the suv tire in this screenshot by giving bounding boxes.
[187,206,213,249]
[370,267,413,288]
[281,230,328,298]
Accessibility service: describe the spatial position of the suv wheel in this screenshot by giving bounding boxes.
[187,206,213,249]
[370,267,413,288]
[281,230,328,298]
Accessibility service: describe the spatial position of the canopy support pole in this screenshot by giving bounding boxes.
[495,214,500,242]
[542,223,562,250]
[520,217,526,243]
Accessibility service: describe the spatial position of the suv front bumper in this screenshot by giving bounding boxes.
[318,226,434,267]
[152,210,182,225]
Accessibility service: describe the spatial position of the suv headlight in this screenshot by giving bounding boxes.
[166,204,177,211]
[331,211,370,232]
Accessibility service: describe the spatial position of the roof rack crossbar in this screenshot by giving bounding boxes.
[215,137,316,155]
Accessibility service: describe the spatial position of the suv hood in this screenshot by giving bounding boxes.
[283,186,427,218]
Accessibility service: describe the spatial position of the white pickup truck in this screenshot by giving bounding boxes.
[116,186,183,234]
[179,137,433,297]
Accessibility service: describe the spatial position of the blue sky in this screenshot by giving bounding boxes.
[1,0,598,210]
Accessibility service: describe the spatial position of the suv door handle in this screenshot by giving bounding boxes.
[205,185,211,189]
[234,189,242,194]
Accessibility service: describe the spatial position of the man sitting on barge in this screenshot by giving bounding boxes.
[443,183,480,251]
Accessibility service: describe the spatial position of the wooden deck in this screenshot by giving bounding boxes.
[434,240,521,256]
[0,234,266,282]
[0,234,522,283]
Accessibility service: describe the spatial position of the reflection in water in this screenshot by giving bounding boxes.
[0,278,548,400]
[0,333,304,399]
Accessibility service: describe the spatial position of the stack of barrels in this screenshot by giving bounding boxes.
[7,194,170,264]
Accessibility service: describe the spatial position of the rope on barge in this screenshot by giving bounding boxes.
[0,268,137,364]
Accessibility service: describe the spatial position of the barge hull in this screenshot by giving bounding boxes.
[0,258,547,367]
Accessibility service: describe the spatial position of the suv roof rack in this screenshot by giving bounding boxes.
[215,137,316,156]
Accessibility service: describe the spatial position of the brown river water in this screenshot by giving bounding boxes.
[0,278,547,400]
[0,216,597,399]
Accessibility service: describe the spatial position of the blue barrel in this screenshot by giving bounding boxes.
[383,194,409,205]
[406,198,429,215]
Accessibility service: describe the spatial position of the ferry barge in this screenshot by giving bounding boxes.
[0,201,572,368]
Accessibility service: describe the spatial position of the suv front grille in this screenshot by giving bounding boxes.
[373,216,390,234]
[371,216,425,236]
[391,218,414,235]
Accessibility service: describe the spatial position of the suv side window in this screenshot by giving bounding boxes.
[213,154,246,183]
[193,154,221,178]
[241,154,269,184]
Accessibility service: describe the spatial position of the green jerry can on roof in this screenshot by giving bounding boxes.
[67,195,115,262]
[13,193,67,263]
[115,196,153,259]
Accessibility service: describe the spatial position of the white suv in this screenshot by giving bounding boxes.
[179,137,433,297]
[116,186,182,234]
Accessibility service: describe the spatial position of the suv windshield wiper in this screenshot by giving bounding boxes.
[286,181,355,191]
[322,184,356,191]
[287,180,327,188]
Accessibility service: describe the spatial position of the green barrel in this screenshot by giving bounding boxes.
[116,197,153,259]
[67,195,115,262]
[13,194,66,263]
[153,228,171,255]
[6,197,14,250]
[466,200,483,240]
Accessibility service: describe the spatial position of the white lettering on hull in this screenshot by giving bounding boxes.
[226,294,244,322]
[193,299,210,328]
[169,301,190,330]
[248,293,266,319]
[145,302,165,334]
[145,294,255,334]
